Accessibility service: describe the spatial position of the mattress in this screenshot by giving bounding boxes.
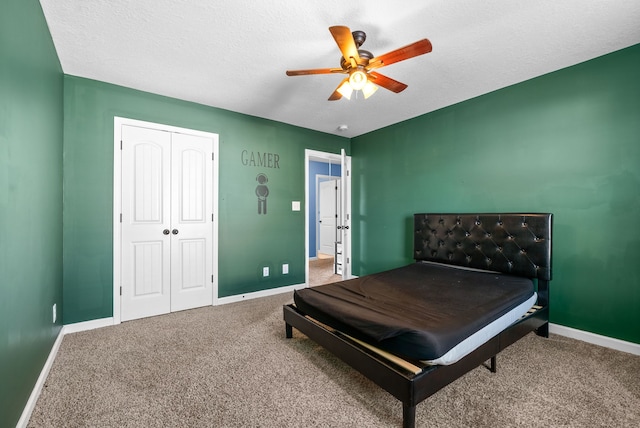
[293,262,535,362]
[424,293,536,365]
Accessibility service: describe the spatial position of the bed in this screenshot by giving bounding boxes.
[284,213,552,428]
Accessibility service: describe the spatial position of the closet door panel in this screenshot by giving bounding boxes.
[170,132,214,312]
[121,125,172,321]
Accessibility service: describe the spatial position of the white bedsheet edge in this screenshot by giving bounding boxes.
[423,292,538,366]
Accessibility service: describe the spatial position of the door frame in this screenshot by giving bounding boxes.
[305,149,352,284]
[113,117,219,324]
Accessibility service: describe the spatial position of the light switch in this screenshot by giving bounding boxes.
[263,267,269,277]
[282,264,289,274]
[292,201,300,211]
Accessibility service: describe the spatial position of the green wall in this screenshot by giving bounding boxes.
[0,0,64,426]
[63,76,349,324]
[351,44,640,344]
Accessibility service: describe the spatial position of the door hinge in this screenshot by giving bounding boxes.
[211,275,214,283]
[120,286,122,296]
[212,213,214,222]
[212,152,214,161]
[120,213,122,223]
[120,140,123,150]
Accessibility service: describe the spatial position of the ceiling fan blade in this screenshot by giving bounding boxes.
[368,39,432,69]
[329,26,360,65]
[328,91,342,101]
[368,72,408,93]
[328,78,349,101]
[286,68,343,76]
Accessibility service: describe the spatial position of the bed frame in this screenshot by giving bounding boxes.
[284,213,552,428]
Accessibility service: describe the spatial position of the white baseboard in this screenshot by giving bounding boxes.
[16,327,65,428]
[549,323,640,356]
[64,317,115,334]
[216,283,306,305]
[62,286,309,333]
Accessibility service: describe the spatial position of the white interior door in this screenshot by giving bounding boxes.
[121,125,213,321]
[318,179,340,256]
[170,132,213,312]
[340,149,352,279]
[121,125,172,321]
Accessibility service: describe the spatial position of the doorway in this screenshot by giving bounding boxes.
[305,149,351,287]
[113,118,219,323]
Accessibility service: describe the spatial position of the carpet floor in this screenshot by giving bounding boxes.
[29,292,640,427]
[309,257,342,287]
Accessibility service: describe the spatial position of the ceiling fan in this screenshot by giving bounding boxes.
[286,26,432,101]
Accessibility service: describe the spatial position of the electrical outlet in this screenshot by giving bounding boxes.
[263,267,269,277]
[282,264,289,274]
[52,303,57,324]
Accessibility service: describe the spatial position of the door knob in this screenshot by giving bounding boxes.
[172,229,179,235]
[163,229,170,235]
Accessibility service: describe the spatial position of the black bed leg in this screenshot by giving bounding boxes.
[285,323,293,339]
[483,356,497,373]
[536,322,549,338]
[402,403,416,428]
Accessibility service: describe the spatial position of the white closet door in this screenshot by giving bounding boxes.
[170,132,213,311]
[120,126,213,321]
[121,125,172,321]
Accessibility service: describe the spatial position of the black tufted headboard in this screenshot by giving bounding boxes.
[414,213,552,281]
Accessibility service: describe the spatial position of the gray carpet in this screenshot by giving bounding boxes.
[309,257,342,287]
[29,292,640,427]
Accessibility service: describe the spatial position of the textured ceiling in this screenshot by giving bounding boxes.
[39,0,640,138]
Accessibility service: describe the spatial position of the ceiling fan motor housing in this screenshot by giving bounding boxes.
[338,30,370,70]
[340,49,373,70]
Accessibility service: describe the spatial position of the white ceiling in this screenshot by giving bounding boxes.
[40,0,640,138]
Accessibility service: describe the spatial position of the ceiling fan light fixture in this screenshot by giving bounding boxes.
[337,80,353,100]
[362,81,378,99]
[348,69,368,91]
